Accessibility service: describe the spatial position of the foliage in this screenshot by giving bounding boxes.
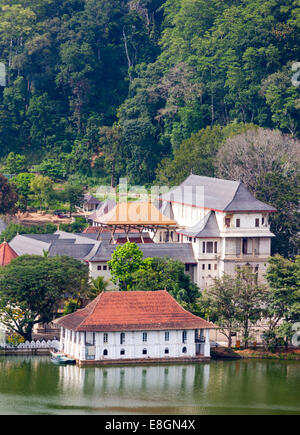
[155,123,257,185]
[59,183,85,217]
[132,256,199,305]
[11,172,35,211]
[0,222,57,243]
[108,242,144,290]
[0,255,90,341]
[0,174,18,215]
[29,175,54,211]
[87,276,110,299]
[0,0,299,189]
[204,266,268,348]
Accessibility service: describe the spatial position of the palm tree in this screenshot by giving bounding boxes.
[88,276,110,299]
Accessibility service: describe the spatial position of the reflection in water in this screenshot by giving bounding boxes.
[1,356,300,414]
[58,363,210,399]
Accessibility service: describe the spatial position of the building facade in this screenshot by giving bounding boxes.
[56,290,214,365]
[156,175,276,286]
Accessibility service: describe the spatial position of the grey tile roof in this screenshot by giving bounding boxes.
[83,194,101,205]
[178,211,220,238]
[10,230,196,264]
[48,243,95,259]
[10,234,51,256]
[160,175,276,212]
[89,241,196,264]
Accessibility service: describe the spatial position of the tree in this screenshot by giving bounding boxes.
[0,255,90,341]
[29,175,54,211]
[264,255,300,348]
[98,125,125,188]
[11,172,35,211]
[215,128,300,194]
[132,256,199,306]
[0,174,18,215]
[204,266,268,348]
[155,123,257,185]
[60,183,85,217]
[203,274,241,348]
[215,128,300,257]
[108,242,144,291]
[5,152,27,175]
[234,266,268,349]
[87,276,110,299]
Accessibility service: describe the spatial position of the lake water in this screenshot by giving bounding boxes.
[0,355,300,415]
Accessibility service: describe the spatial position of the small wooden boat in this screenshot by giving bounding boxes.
[50,350,76,365]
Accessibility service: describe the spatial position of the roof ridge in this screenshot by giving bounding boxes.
[221,180,242,211]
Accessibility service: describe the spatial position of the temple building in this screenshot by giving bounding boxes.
[55,290,215,365]
[157,175,276,286]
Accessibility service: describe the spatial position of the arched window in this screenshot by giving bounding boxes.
[120,349,125,355]
[164,348,169,354]
[142,348,147,355]
[103,349,108,356]
[182,346,187,353]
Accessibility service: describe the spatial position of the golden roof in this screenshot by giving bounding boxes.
[93,201,177,227]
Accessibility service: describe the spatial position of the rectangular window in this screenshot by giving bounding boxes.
[202,242,206,253]
[236,219,240,227]
[85,332,95,345]
[182,331,187,343]
[208,264,211,270]
[103,333,108,343]
[120,332,125,344]
[185,264,190,272]
[225,218,231,228]
[97,265,102,270]
[214,241,218,253]
[165,331,169,341]
[207,242,213,253]
[262,217,265,225]
[142,332,147,342]
[202,264,205,270]
[103,265,107,270]
[255,218,259,227]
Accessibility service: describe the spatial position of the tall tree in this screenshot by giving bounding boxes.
[0,255,89,341]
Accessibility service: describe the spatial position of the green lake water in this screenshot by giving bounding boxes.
[0,355,300,415]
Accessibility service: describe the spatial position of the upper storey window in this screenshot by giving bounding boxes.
[236,218,240,227]
[255,218,259,227]
[225,217,231,228]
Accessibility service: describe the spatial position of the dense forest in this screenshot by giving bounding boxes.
[0,0,299,186]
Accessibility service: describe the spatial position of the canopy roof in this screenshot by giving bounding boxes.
[93,201,178,228]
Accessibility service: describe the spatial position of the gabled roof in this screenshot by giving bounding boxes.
[9,231,195,264]
[55,290,215,332]
[0,241,18,266]
[83,194,101,205]
[178,211,220,238]
[160,175,276,213]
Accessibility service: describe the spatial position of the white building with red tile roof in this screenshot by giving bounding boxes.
[55,290,215,365]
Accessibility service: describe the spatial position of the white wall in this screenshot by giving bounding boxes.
[60,328,210,361]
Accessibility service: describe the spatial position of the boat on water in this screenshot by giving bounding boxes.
[50,350,76,365]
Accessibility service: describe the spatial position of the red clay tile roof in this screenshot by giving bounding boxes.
[56,290,215,332]
[0,241,18,266]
